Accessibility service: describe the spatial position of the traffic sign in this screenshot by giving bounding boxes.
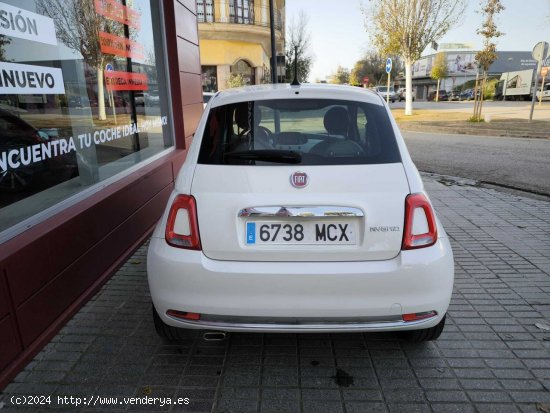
[532,42,549,62]
[105,63,114,72]
[363,76,369,84]
[385,58,392,74]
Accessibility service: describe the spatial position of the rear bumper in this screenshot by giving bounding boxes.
[147,237,454,333]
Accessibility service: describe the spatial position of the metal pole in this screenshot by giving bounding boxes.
[122,0,139,150]
[269,0,277,84]
[386,72,391,104]
[529,61,542,122]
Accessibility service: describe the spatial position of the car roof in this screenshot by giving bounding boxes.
[209,83,384,108]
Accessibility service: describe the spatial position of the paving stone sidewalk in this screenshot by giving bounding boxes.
[1,174,550,413]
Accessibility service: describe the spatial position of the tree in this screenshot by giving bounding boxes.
[430,52,448,102]
[37,0,124,121]
[350,52,400,86]
[329,66,350,84]
[363,0,466,115]
[285,10,313,83]
[227,73,246,88]
[0,36,10,61]
[473,0,504,121]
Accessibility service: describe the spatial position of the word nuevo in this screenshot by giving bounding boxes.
[0,62,65,94]
[0,69,55,89]
[0,116,168,172]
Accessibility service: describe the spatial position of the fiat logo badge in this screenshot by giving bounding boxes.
[290,171,308,188]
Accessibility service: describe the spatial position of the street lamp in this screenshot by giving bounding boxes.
[269,0,277,84]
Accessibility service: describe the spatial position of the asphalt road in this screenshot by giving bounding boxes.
[402,130,550,195]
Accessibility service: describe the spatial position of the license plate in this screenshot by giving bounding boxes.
[245,221,357,245]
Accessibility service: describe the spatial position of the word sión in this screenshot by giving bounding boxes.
[0,9,37,35]
[0,4,57,46]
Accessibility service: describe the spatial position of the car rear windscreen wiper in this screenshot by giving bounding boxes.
[224,150,302,164]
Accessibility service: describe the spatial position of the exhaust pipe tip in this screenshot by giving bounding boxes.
[203,331,227,341]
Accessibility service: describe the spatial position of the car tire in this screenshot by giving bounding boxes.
[403,314,446,342]
[152,304,194,341]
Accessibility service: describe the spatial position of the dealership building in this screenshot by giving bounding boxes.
[0,0,205,387]
[400,50,539,100]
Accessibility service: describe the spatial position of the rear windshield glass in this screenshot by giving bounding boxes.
[198,98,401,166]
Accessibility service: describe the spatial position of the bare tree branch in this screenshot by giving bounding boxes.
[285,10,314,83]
[37,0,125,120]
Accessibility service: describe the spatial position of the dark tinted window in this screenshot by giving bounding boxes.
[198,99,401,165]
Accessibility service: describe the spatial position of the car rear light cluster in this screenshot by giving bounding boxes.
[166,309,201,320]
[402,311,437,322]
[165,195,201,250]
[402,193,437,250]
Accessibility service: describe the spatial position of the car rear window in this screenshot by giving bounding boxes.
[198,98,401,166]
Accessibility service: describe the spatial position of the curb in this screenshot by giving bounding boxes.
[398,122,550,139]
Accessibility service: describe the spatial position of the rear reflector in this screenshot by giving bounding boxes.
[165,195,201,250]
[166,310,201,321]
[402,193,437,250]
[402,311,437,322]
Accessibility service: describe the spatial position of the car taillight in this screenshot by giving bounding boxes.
[402,193,437,250]
[165,195,201,250]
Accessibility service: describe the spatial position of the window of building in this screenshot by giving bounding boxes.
[231,60,255,85]
[197,0,214,23]
[0,0,173,239]
[202,66,218,92]
[230,0,254,24]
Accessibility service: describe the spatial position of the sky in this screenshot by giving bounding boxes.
[286,0,550,82]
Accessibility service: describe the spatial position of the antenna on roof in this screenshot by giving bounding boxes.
[291,46,300,86]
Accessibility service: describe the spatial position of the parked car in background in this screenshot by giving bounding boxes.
[536,83,550,101]
[147,84,454,342]
[395,87,416,102]
[135,92,145,106]
[374,86,396,103]
[449,91,461,101]
[0,109,75,192]
[203,92,215,108]
[427,90,449,101]
[459,89,481,101]
[145,92,160,105]
[459,89,473,101]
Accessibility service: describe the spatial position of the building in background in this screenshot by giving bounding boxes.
[398,51,538,100]
[196,0,285,91]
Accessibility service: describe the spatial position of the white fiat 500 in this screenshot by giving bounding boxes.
[147,84,454,342]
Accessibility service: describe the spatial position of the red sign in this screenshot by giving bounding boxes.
[363,76,369,84]
[99,31,144,60]
[104,70,148,91]
[94,0,141,30]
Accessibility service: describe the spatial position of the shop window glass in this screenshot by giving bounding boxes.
[0,0,173,237]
